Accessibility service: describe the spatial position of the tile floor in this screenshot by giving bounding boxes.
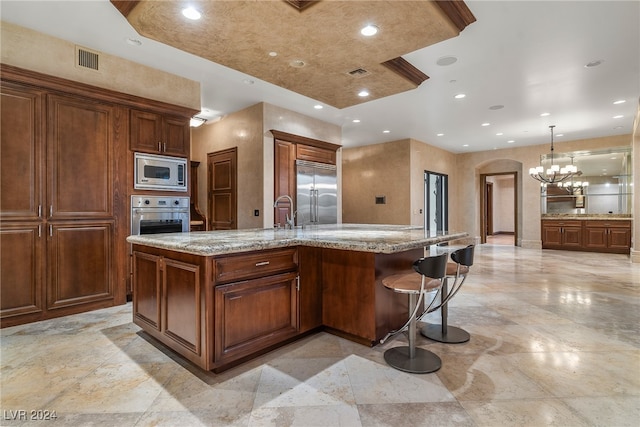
[1,245,639,426]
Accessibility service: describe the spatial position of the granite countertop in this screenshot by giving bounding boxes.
[126,224,469,256]
[541,214,632,221]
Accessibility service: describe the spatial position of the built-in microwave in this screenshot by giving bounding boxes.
[134,152,187,192]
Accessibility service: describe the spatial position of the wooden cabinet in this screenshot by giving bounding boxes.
[298,246,323,333]
[297,144,336,165]
[541,219,631,253]
[213,248,299,367]
[541,220,582,250]
[130,109,190,156]
[132,248,204,364]
[1,83,117,326]
[583,220,631,254]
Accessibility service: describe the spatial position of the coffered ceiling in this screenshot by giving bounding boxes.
[1,1,638,152]
[112,0,475,109]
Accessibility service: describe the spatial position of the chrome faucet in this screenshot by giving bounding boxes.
[273,195,295,229]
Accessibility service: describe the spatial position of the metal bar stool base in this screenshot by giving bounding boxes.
[383,346,442,374]
[421,324,470,344]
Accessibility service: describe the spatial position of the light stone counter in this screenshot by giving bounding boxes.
[541,214,632,221]
[126,223,468,256]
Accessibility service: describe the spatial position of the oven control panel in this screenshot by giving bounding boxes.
[131,195,190,209]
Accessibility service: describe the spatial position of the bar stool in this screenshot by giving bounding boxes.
[380,253,447,374]
[420,244,475,344]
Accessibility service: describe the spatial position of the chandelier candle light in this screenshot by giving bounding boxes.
[529,125,582,187]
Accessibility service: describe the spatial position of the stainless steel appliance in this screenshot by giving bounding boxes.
[134,152,187,192]
[131,195,190,235]
[296,160,338,225]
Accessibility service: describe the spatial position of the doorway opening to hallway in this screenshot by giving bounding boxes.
[480,173,517,246]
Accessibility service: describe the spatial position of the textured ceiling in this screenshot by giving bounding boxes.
[112,0,475,109]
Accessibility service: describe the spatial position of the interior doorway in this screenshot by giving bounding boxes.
[207,147,237,230]
[424,171,448,233]
[480,172,516,245]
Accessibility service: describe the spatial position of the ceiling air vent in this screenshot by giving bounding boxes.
[348,68,370,78]
[75,46,100,71]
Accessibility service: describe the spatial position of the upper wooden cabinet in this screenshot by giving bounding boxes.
[296,144,336,165]
[130,109,190,157]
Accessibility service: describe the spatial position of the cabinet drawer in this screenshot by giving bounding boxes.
[585,220,631,228]
[214,248,298,284]
[542,220,582,227]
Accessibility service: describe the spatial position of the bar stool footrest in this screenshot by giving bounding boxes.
[383,346,442,374]
[421,324,470,344]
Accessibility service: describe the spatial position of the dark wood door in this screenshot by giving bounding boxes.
[0,223,44,319]
[274,139,296,227]
[486,182,494,235]
[47,94,113,219]
[1,84,43,221]
[207,148,237,230]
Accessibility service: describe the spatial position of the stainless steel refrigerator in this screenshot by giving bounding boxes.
[296,160,338,225]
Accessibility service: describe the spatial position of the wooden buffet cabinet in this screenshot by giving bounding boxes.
[0,65,196,327]
[541,218,631,254]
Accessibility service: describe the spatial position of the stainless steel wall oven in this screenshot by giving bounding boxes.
[131,195,190,235]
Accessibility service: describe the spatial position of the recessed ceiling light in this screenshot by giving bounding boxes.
[358,90,370,97]
[383,130,390,134]
[463,144,469,147]
[585,59,604,68]
[289,59,306,68]
[268,51,278,57]
[496,132,503,136]
[182,7,201,20]
[489,105,504,110]
[437,133,444,137]
[436,56,457,66]
[242,79,254,85]
[613,100,626,104]
[352,119,361,123]
[481,123,490,127]
[613,115,624,119]
[507,140,515,143]
[454,93,466,99]
[556,133,563,137]
[314,104,323,110]
[540,112,550,117]
[360,25,379,36]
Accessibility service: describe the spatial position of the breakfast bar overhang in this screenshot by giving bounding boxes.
[127,224,468,372]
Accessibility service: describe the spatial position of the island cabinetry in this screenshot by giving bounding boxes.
[321,247,422,346]
[583,220,631,254]
[541,220,582,250]
[298,246,323,333]
[130,109,189,157]
[132,247,206,367]
[212,248,299,370]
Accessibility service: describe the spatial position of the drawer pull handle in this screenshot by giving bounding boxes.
[255,261,270,267]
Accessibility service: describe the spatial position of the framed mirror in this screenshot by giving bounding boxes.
[539,147,632,214]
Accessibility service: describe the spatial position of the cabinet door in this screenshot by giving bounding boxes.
[163,258,201,355]
[297,144,336,165]
[47,94,113,219]
[562,226,582,247]
[608,227,631,251]
[584,227,608,250]
[47,221,113,310]
[130,109,163,153]
[163,116,190,156]
[541,224,562,248]
[274,139,296,226]
[0,223,44,319]
[1,84,43,220]
[214,272,298,363]
[132,250,162,330]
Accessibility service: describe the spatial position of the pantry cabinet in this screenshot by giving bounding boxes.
[130,109,190,157]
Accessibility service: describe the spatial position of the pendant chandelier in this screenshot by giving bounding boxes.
[558,156,588,193]
[529,125,582,186]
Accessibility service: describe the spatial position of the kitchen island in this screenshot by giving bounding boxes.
[127,224,467,372]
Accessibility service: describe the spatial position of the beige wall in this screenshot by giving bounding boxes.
[191,102,342,229]
[1,22,200,110]
[344,133,633,249]
[632,100,640,262]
